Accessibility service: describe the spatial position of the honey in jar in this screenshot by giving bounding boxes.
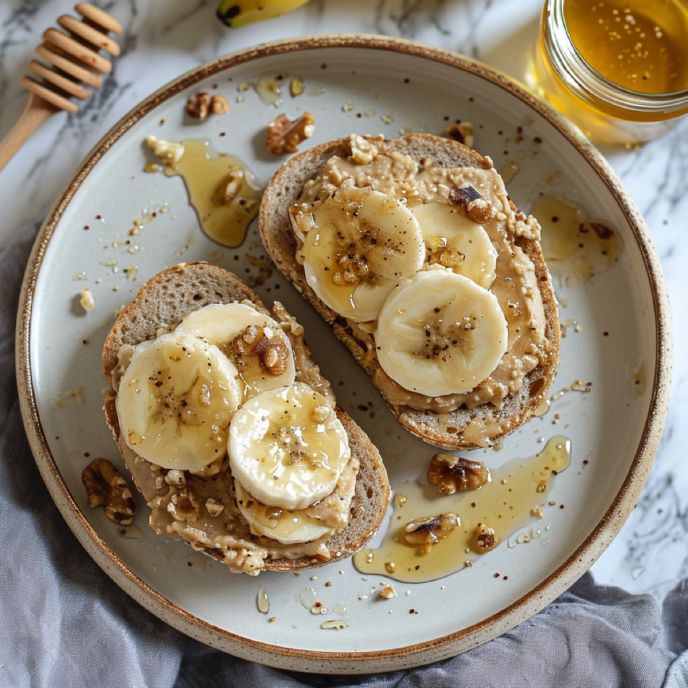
[531,0,688,144]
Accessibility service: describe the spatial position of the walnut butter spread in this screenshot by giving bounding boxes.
[112,301,358,575]
[289,135,552,424]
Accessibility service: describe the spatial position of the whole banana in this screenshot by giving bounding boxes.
[217,0,312,28]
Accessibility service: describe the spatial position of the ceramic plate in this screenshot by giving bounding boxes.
[17,36,670,673]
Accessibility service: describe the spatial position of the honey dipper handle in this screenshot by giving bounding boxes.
[0,95,57,172]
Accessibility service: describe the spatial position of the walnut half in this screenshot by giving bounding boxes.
[186,91,229,121]
[82,458,136,526]
[266,112,315,155]
[404,513,459,554]
[231,325,290,376]
[449,185,497,224]
[427,453,489,495]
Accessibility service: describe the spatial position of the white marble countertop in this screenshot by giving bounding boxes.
[1,0,685,596]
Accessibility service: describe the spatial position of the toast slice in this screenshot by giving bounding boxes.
[102,262,390,574]
[259,133,560,449]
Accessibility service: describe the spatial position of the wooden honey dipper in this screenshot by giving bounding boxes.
[0,3,122,171]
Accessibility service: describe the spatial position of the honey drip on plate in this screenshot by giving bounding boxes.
[164,140,261,248]
[499,161,520,184]
[354,436,571,583]
[534,196,621,283]
[533,399,551,417]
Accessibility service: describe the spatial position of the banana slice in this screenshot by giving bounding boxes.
[235,481,333,544]
[229,382,351,510]
[116,332,242,471]
[375,269,508,397]
[177,303,296,399]
[411,202,497,288]
[302,185,425,322]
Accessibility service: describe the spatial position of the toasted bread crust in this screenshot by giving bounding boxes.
[102,262,390,572]
[259,133,560,449]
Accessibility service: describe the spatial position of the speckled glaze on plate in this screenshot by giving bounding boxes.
[16,36,670,673]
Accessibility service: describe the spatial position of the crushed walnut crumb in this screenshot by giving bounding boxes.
[145,135,184,165]
[167,489,200,522]
[348,134,379,165]
[205,497,225,517]
[472,522,497,552]
[164,469,186,487]
[378,584,397,600]
[511,211,542,240]
[79,288,95,313]
[449,185,497,224]
[82,458,136,526]
[223,170,244,203]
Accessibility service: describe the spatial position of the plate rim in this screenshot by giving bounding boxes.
[15,34,671,673]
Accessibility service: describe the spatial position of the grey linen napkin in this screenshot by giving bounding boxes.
[2,235,687,688]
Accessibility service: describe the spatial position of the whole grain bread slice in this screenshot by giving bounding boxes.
[102,262,390,573]
[259,133,560,449]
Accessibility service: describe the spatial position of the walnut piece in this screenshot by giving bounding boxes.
[79,288,95,313]
[511,211,541,240]
[223,169,244,203]
[445,122,474,147]
[164,469,186,487]
[210,94,229,115]
[186,91,211,120]
[472,522,497,552]
[449,185,497,224]
[266,112,315,155]
[349,134,378,165]
[186,92,229,120]
[427,453,489,495]
[167,488,200,522]
[82,458,136,526]
[231,325,290,376]
[233,324,263,355]
[378,584,397,600]
[145,135,184,165]
[260,339,289,375]
[404,513,459,554]
[205,498,225,517]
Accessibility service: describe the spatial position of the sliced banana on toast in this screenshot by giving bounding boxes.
[376,268,508,397]
[229,382,350,510]
[411,202,497,288]
[177,302,296,399]
[116,332,242,472]
[301,185,425,322]
[105,265,388,571]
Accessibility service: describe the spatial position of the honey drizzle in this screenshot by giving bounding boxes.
[164,140,261,248]
[354,436,571,583]
[534,196,621,283]
[499,161,520,184]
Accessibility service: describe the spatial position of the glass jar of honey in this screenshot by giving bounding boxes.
[531,0,688,144]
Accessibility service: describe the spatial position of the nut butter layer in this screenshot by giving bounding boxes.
[102,262,390,575]
[259,133,560,449]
